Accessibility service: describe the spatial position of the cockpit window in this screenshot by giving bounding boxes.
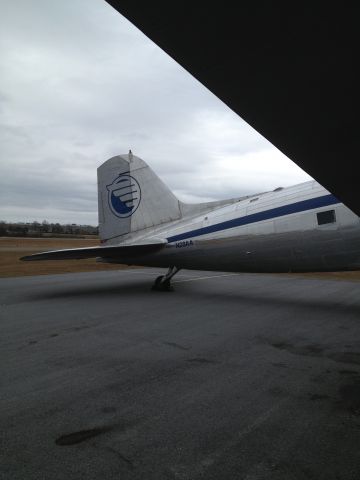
[317,209,336,225]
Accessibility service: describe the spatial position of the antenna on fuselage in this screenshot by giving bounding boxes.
[128,149,133,162]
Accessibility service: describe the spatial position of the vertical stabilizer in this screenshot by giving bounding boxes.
[97,153,181,242]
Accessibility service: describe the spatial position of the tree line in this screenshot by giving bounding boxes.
[0,220,98,237]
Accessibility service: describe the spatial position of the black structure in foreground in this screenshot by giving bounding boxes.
[107,3,359,215]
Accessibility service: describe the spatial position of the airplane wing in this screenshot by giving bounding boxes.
[20,239,166,262]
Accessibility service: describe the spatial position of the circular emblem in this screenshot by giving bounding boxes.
[106,174,141,218]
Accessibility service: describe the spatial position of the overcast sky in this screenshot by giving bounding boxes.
[0,0,312,225]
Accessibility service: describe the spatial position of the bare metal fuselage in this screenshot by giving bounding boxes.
[22,155,360,276]
[101,181,360,273]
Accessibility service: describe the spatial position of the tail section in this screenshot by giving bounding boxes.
[97,153,181,243]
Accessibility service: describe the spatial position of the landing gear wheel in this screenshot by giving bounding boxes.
[152,275,164,289]
[151,275,174,292]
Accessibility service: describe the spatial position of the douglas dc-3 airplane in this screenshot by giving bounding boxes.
[22,152,360,290]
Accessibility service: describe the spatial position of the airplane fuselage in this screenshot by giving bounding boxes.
[103,180,360,273]
[23,155,360,278]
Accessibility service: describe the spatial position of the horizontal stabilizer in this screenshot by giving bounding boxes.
[20,240,165,262]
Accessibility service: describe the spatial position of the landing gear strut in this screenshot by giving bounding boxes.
[151,266,180,292]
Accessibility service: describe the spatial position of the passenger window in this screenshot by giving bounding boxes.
[317,209,336,225]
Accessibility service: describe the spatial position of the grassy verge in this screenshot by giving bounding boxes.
[0,237,129,277]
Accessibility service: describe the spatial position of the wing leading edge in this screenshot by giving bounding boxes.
[20,240,166,262]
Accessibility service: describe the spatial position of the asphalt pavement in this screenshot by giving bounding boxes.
[1,269,360,479]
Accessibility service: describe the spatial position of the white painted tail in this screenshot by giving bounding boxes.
[97,153,181,243]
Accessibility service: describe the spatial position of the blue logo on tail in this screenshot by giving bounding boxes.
[107,174,141,218]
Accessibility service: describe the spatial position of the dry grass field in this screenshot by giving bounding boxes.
[0,237,128,277]
[1,237,360,281]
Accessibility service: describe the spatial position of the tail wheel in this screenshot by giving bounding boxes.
[154,275,164,287]
[152,275,172,291]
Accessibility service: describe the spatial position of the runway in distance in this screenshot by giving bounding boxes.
[22,152,360,290]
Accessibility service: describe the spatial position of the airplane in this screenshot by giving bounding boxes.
[21,151,360,291]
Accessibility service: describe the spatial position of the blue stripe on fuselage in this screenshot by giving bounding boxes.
[167,194,340,243]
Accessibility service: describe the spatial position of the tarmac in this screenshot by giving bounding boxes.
[1,268,360,480]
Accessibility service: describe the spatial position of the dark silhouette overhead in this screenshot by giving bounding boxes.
[106,3,359,215]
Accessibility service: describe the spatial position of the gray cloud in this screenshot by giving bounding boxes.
[0,0,312,224]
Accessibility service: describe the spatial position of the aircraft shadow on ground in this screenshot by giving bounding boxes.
[21,277,360,318]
